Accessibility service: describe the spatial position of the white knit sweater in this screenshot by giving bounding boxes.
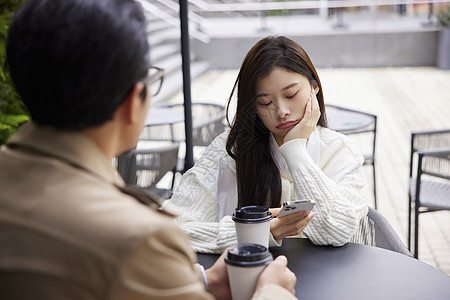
[166,126,368,253]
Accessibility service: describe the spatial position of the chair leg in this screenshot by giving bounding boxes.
[170,170,176,190]
[372,163,377,210]
[407,195,412,251]
[414,207,419,259]
[117,151,137,185]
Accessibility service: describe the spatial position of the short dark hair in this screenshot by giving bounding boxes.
[7,0,150,130]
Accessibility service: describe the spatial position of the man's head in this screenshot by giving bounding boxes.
[7,0,150,130]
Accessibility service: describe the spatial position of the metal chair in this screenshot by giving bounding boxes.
[326,104,377,209]
[116,142,180,199]
[408,129,450,259]
[141,102,226,174]
[350,207,411,256]
[172,102,226,180]
[192,113,226,147]
[140,102,225,143]
[367,207,412,256]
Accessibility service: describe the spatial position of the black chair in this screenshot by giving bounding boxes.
[326,104,378,209]
[367,207,411,256]
[408,129,450,259]
[174,103,226,182]
[350,207,411,256]
[142,102,226,178]
[140,102,225,144]
[117,142,180,199]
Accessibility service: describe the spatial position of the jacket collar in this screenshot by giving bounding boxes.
[8,122,124,187]
[7,122,176,215]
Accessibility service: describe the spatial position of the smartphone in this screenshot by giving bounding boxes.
[279,199,316,218]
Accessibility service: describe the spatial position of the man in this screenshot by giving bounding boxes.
[0,0,297,299]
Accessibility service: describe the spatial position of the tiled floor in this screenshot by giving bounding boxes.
[166,66,450,275]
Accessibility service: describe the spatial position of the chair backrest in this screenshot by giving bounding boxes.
[413,149,450,209]
[417,149,450,180]
[409,129,450,177]
[192,114,226,147]
[325,104,377,134]
[367,207,412,256]
[169,102,226,146]
[325,104,377,160]
[183,103,226,139]
[117,143,179,189]
[190,102,225,122]
[140,102,226,144]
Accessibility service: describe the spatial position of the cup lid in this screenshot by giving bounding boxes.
[225,243,273,267]
[232,206,273,223]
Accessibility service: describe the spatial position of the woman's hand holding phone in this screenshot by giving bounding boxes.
[269,201,316,241]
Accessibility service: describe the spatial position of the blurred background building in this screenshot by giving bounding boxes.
[138,0,450,104]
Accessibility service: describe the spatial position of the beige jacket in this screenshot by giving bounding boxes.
[0,122,295,300]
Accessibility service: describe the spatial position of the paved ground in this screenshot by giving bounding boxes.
[166,66,450,275]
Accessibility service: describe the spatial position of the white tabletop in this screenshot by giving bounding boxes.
[327,109,374,132]
[145,106,185,126]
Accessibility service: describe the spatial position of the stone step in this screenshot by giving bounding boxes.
[142,2,210,104]
[147,18,173,34]
[150,43,179,64]
[152,61,210,104]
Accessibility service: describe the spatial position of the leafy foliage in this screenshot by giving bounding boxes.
[0,0,29,146]
[437,5,450,28]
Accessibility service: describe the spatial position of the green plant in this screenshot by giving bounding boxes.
[0,0,29,146]
[437,5,450,28]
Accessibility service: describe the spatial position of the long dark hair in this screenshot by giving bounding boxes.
[226,36,327,208]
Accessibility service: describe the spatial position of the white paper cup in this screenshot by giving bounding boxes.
[232,206,273,248]
[225,244,273,300]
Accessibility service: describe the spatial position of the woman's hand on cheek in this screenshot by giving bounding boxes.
[283,90,320,144]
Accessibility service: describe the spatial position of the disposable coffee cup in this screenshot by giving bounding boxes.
[232,206,273,248]
[225,243,273,300]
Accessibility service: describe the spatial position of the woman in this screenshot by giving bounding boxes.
[166,36,368,253]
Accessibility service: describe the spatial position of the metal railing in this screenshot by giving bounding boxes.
[138,0,210,43]
[139,0,448,43]
[189,0,448,12]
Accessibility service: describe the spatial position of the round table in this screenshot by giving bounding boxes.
[145,106,185,126]
[326,108,374,132]
[197,238,450,300]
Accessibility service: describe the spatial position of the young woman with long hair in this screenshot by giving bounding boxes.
[167,36,368,253]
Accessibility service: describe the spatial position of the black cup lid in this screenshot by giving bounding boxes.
[232,206,273,223]
[225,243,273,267]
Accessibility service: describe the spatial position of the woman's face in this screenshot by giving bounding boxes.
[255,67,316,145]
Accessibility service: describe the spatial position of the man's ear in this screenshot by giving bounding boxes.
[120,82,146,124]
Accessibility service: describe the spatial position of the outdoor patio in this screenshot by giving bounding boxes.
[166,66,450,275]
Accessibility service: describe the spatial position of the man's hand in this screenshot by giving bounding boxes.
[255,255,297,295]
[205,250,231,300]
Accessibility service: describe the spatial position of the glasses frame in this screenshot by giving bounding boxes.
[142,66,164,97]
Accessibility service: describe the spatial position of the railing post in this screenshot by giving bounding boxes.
[319,0,328,19]
[179,0,195,172]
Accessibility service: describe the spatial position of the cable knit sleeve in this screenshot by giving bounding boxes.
[166,132,238,254]
[279,128,368,246]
